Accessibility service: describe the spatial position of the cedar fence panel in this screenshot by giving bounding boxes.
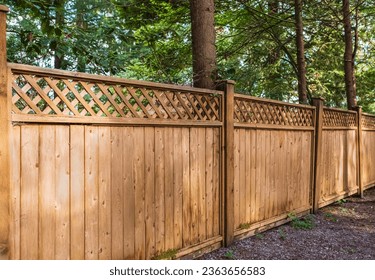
[318,108,359,208]
[362,113,375,190]
[7,64,223,260]
[232,95,315,240]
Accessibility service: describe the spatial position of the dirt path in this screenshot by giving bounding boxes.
[200,187,375,260]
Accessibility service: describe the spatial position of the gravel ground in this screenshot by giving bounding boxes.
[200,187,375,260]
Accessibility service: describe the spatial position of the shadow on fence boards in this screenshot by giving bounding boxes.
[0,6,375,260]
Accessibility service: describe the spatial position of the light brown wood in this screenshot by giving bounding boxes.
[39,126,56,260]
[0,7,10,260]
[154,127,165,254]
[144,127,155,259]
[133,127,145,259]
[20,126,39,259]
[164,127,174,249]
[110,127,124,259]
[9,126,21,259]
[84,126,99,260]
[70,125,85,259]
[312,98,324,213]
[173,128,183,247]
[355,107,364,198]
[98,127,111,259]
[122,127,135,259]
[55,126,70,259]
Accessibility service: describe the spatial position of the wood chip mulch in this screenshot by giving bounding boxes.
[200,187,375,260]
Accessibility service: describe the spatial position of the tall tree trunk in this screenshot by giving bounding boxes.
[343,0,356,109]
[190,0,217,89]
[267,0,279,65]
[76,0,87,72]
[294,0,308,104]
[54,0,65,69]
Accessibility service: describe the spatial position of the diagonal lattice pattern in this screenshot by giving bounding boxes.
[362,114,375,129]
[233,96,314,126]
[323,108,357,127]
[11,73,222,121]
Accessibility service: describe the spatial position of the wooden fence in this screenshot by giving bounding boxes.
[0,6,375,259]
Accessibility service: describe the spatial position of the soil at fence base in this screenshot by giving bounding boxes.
[200,187,375,260]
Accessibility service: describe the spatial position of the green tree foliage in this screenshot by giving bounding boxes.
[3,0,375,111]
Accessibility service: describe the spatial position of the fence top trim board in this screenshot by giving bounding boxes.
[9,63,223,124]
[9,63,223,95]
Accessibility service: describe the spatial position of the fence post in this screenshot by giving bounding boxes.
[216,80,235,247]
[0,5,10,260]
[312,97,324,213]
[355,106,364,198]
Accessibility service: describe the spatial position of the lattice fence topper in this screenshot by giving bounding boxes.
[323,108,357,127]
[233,96,314,126]
[11,73,221,121]
[362,114,375,129]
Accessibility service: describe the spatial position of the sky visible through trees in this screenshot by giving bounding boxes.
[2,0,375,112]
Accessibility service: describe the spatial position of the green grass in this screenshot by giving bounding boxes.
[288,212,315,230]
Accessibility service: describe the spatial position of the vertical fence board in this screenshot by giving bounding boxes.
[20,126,39,259]
[239,129,246,225]
[197,128,206,242]
[205,128,214,239]
[123,127,135,259]
[98,127,111,260]
[144,127,155,259]
[10,126,21,260]
[154,128,165,254]
[70,125,85,260]
[172,127,182,248]
[182,127,191,246]
[212,128,220,237]
[233,129,240,228]
[134,127,145,259]
[110,127,124,259]
[84,126,99,260]
[190,128,199,244]
[164,127,174,250]
[55,126,70,259]
[38,126,56,260]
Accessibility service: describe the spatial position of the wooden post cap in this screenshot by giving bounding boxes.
[0,5,9,13]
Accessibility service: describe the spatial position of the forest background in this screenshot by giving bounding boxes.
[3,0,375,112]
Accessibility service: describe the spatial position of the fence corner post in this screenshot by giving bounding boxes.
[355,106,364,198]
[312,97,324,214]
[0,4,10,260]
[216,80,235,247]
